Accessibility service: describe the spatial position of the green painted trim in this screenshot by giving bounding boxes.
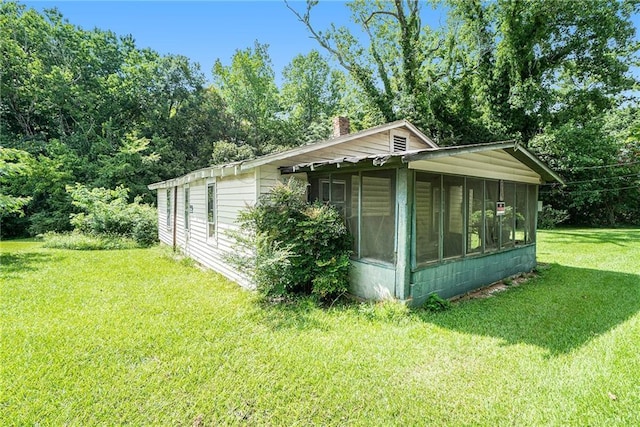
[410,245,537,306]
[394,168,412,300]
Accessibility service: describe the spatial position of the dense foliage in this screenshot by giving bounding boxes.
[1,0,639,234]
[66,184,158,247]
[228,179,352,300]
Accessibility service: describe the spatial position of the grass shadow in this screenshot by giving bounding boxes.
[417,263,640,356]
[543,228,640,246]
[0,251,55,279]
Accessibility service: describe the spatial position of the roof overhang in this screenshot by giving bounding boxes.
[282,141,565,185]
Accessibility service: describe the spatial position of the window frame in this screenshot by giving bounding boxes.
[206,180,217,244]
[184,185,190,231]
[166,188,172,231]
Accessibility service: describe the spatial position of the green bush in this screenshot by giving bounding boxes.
[227,178,352,301]
[537,205,570,229]
[66,184,158,247]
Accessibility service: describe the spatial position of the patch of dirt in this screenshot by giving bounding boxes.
[451,270,540,303]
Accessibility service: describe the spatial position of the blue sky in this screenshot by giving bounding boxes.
[23,1,640,86]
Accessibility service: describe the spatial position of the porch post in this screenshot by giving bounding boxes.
[395,167,413,300]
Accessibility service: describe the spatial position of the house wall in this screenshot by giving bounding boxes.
[157,188,172,246]
[158,172,258,287]
[410,245,537,305]
[349,261,396,300]
[271,129,428,168]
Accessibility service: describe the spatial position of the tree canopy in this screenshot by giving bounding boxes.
[1,0,639,235]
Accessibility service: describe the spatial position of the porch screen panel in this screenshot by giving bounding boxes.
[415,172,440,264]
[332,173,359,256]
[527,185,537,243]
[467,178,484,254]
[485,180,499,252]
[515,184,527,245]
[443,176,464,258]
[501,182,515,248]
[360,170,396,264]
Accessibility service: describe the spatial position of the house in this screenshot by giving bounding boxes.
[148,118,564,305]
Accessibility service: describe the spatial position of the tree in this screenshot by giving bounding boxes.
[0,2,218,235]
[212,41,283,156]
[281,50,339,141]
[286,0,448,134]
[449,0,639,143]
[0,148,32,218]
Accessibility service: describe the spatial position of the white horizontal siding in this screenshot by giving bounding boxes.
[164,172,257,289]
[409,150,541,184]
[156,188,171,246]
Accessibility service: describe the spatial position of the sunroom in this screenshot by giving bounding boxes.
[282,141,563,306]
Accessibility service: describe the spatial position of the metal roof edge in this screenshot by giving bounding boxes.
[508,145,566,185]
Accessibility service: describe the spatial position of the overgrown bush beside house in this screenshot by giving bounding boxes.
[44,184,158,249]
[228,179,352,301]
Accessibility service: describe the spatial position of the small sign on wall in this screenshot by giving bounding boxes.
[496,201,506,216]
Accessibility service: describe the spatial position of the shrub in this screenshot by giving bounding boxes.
[227,178,352,301]
[537,205,570,229]
[66,184,158,247]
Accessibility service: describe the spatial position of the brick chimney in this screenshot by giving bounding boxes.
[332,116,350,138]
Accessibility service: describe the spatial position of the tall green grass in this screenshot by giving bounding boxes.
[1,229,639,425]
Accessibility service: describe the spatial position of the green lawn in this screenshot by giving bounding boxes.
[1,229,639,425]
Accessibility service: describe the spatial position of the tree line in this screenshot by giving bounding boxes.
[1,0,639,237]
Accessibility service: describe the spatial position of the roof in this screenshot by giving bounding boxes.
[148,120,437,190]
[281,141,565,185]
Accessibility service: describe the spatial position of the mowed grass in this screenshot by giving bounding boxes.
[1,229,639,425]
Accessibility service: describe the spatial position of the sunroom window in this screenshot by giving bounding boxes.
[360,170,396,263]
[309,170,396,265]
[207,182,216,242]
[415,173,440,264]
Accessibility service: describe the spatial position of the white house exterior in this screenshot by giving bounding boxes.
[148,118,563,305]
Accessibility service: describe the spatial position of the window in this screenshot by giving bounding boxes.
[184,187,190,231]
[466,178,484,254]
[360,170,396,263]
[166,188,172,231]
[443,176,464,258]
[501,182,516,248]
[527,185,537,243]
[207,182,216,241]
[515,184,528,245]
[414,174,537,266]
[311,174,360,256]
[484,180,499,252]
[309,170,395,265]
[415,172,440,264]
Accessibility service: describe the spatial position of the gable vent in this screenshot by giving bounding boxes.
[392,134,408,152]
